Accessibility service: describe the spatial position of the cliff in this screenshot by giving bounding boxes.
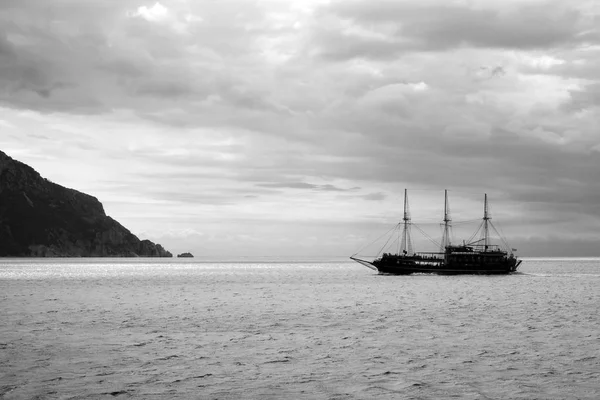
[0,150,172,257]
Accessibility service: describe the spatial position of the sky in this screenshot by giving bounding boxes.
[1,0,600,258]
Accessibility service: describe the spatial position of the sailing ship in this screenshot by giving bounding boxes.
[351,190,521,275]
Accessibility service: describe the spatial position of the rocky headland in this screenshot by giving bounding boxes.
[0,150,172,257]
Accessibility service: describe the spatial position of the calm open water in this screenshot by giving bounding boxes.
[1,258,599,399]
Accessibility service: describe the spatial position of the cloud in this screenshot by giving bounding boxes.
[1,0,600,257]
[0,119,15,128]
[256,182,360,192]
[134,2,169,22]
[313,0,596,60]
[566,82,600,110]
[362,192,386,201]
[0,0,280,117]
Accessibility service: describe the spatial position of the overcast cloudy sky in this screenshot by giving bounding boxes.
[1,0,599,258]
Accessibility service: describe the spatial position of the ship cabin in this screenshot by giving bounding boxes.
[445,244,509,267]
[379,251,444,261]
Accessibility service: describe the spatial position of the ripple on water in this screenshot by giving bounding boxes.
[0,259,599,399]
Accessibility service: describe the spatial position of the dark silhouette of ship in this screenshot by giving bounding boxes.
[351,190,521,275]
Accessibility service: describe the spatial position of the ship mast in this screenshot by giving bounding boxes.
[483,193,490,251]
[399,188,413,255]
[440,189,451,252]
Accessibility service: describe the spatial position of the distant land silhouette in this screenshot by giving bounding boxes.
[0,150,172,257]
[177,252,194,258]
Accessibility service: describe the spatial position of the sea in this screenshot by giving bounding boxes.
[0,258,598,400]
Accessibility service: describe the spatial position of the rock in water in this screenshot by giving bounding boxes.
[177,252,194,258]
[0,150,173,257]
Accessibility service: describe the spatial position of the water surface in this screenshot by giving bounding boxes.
[1,258,599,399]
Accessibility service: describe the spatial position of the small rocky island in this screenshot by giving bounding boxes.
[177,252,194,258]
[0,150,172,257]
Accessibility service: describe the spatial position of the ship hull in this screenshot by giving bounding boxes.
[375,265,517,275]
[373,257,521,275]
